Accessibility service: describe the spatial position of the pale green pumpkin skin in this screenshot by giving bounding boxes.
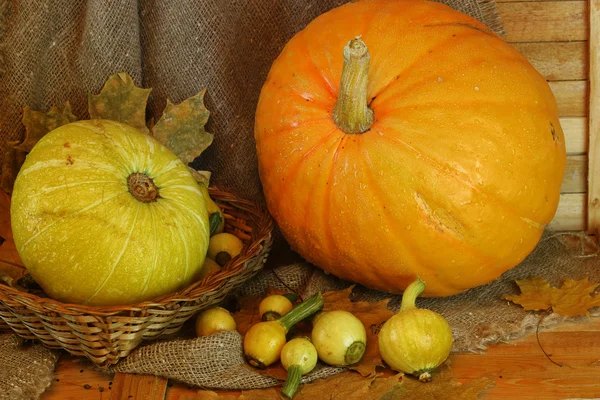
[10,119,210,306]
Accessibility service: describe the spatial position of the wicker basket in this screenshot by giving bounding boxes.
[0,187,273,367]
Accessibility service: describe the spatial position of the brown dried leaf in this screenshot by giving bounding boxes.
[323,286,395,377]
[0,239,23,268]
[1,141,27,194]
[0,190,12,239]
[1,103,75,194]
[233,296,263,336]
[503,276,600,317]
[88,72,151,132]
[16,103,78,152]
[390,363,494,400]
[0,261,27,290]
[152,89,213,165]
[295,371,402,400]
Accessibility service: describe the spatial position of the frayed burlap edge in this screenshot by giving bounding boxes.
[0,334,58,400]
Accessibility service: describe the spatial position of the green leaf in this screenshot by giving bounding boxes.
[151,88,213,165]
[88,72,151,132]
[15,103,78,152]
[209,212,223,236]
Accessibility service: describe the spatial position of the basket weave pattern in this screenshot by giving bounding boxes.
[0,187,273,367]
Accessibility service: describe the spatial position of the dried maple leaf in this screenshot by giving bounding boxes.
[189,168,212,186]
[151,89,213,165]
[0,190,12,240]
[16,103,78,152]
[233,295,264,336]
[0,141,25,194]
[88,72,151,132]
[295,371,402,400]
[503,276,600,317]
[322,286,395,377]
[389,363,494,400]
[1,104,76,193]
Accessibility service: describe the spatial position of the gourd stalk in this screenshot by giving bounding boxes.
[281,365,303,399]
[400,277,426,312]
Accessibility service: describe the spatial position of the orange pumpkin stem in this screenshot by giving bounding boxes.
[332,37,374,134]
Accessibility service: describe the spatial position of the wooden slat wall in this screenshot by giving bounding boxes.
[497,0,589,231]
[589,0,600,232]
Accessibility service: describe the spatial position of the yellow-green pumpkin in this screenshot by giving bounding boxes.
[10,119,210,306]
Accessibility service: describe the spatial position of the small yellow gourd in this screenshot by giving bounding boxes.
[196,258,222,280]
[259,294,295,321]
[198,183,225,236]
[195,307,237,336]
[311,310,366,366]
[207,233,244,266]
[280,337,318,399]
[378,277,453,381]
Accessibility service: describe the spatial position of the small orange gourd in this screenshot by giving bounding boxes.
[254,0,566,296]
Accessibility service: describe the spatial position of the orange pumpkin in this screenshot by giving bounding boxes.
[254,0,566,297]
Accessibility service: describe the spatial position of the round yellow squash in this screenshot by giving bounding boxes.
[10,119,210,306]
[254,0,566,297]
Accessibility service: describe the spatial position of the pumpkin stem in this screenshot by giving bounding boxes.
[400,277,426,312]
[127,172,159,203]
[332,37,374,134]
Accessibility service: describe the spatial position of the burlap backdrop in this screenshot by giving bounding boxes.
[0,0,502,202]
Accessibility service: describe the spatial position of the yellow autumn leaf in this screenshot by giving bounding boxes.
[503,276,600,317]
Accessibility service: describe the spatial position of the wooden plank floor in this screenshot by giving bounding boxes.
[41,317,600,400]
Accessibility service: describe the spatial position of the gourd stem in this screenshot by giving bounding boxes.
[332,37,374,134]
[281,365,303,399]
[278,293,324,332]
[127,173,159,203]
[215,251,232,266]
[261,311,281,321]
[345,341,366,365]
[400,277,426,312]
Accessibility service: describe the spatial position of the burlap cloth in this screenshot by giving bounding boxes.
[0,335,57,399]
[0,0,597,396]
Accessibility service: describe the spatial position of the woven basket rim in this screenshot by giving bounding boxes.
[0,185,273,317]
